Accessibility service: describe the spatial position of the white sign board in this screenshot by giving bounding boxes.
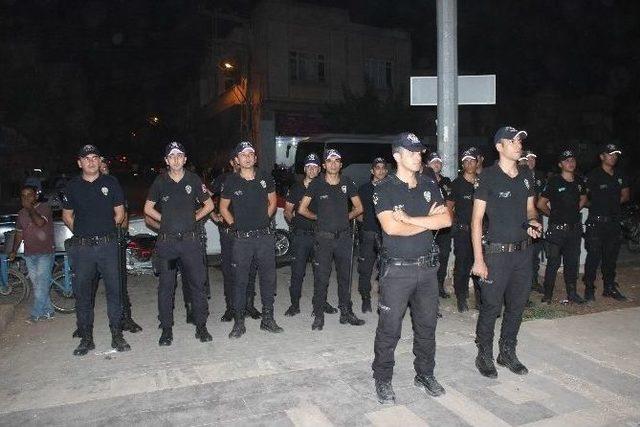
[410,74,496,106]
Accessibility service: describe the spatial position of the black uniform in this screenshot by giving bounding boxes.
[435,175,453,295]
[372,174,442,382]
[286,180,317,306]
[474,165,535,351]
[147,170,210,328]
[221,169,277,315]
[305,174,357,315]
[211,173,257,314]
[530,169,545,286]
[63,174,125,332]
[583,167,628,297]
[357,180,381,301]
[540,175,585,300]
[450,175,480,305]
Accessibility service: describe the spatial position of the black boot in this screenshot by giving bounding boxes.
[220,306,234,322]
[438,282,450,298]
[457,298,469,312]
[566,283,585,304]
[72,327,81,338]
[361,296,372,313]
[121,314,143,333]
[195,325,213,342]
[584,283,596,302]
[541,281,554,304]
[496,339,528,375]
[228,314,246,339]
[245,295,262,319]
[260,307,284,333]
[532,278,544,294]
[375,379,396,404]
[185,303,194,325]
[111,327,131,352]
[323,302,338,314]
[414,374,446,397]
[312,312,324,331]
[284,301,300,317]
[602,282,627,301]
[339,303,365,326]
[475,343,498,378]
[159,327,173,346]
[73,327,95,356]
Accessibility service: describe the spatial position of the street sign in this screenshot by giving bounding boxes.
[410,75,496,106]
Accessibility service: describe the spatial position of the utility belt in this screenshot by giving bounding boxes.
[67,233,117,247]
[157,230,198,241]
[380,255,439,269]
[315,227,351,240]
[235,227,273,239]
[548,222,581,231]
[482,237,532,254]
[454,223,470,232]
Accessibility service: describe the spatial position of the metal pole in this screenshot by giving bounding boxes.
[436,0,458,178]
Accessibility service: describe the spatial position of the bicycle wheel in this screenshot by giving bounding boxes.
[0,268,30,306]
[49,269,76,313]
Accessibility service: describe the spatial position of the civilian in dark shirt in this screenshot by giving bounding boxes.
[144,141,214,346]
[471,127,541,379]
[537,149,587,304]
[356,157,387,313]
[62,144,129,356]
[582,143,630,301]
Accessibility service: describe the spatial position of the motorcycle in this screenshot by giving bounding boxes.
[621,203,640,253]
[125,233,158,275]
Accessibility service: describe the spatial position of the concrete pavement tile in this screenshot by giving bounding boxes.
[286,403,334,426]
[365,405,430,426]
[488,379,552,404]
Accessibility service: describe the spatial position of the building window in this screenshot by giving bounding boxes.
[365,58,393,89]
[289,51,326,83]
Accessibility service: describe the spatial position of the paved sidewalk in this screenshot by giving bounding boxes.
[0,266,639,426]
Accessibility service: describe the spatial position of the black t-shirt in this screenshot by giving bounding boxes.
[474,165,535,243]
[305,174,357,233]
[358,181,382,233]
[63,174,125,237]
[286,180,316,231]
[436,175,453,201]
[147,170,210,234]
[450,175,475,225]
[532,169,544,197]
[540,175,586,225]
[374,174,443,258]
[221,169,275,231]
[585,167,629,218]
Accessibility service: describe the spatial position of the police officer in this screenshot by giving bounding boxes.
[144,142,213,346]
[520,150,545,293]
[283,153,321,316]
[427,152,453,299]
[298,149,365,330]
[448,149,480,312]
[210,153,259,322]
[472,127,541,378]
[583,143,630,301]
[372,132,452,404]
[220,141,283,338]
[356,157,388,313]
[537,149,587,304]
[62,144,131,356]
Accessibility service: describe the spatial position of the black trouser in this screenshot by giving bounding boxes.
[289,229,315,304]
[117,237,134,320]
[372,263,439,381]
[313,231,353,314]
[436,230,452,288]
[357,230,379,299]
[232,232,276,313]
[532,240,542,283]
[583,220,622,289]
[543,226,582,296]
[156,238,209,328]
[475,247,532,348]
[69,241,122,330]
[452,226,479,302]
[219,227,257,309]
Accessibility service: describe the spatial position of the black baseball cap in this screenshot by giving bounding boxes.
[304,153,321,167]
[460,149,477,162]
[493,126,528,144]
[165,141,186,157]
[323,148,341,161]
[558,149,575,161]
[427,152,442,164]
[393,132,425,152]
[371,157,386,168]
[601,143,622,155]
[78,144,101,158]
[519,150,537,161]
[234,141,255,156]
